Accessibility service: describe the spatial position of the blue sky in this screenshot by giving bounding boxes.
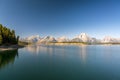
[0,0,120,39]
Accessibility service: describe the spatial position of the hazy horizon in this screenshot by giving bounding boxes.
[0,0,120,39]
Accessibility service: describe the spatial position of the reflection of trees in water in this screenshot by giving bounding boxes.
[0,49,18,69]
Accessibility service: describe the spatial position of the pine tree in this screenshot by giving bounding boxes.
[0,35,2,45]
[16,36,19,44]
[0,24,19,45]
[0,27,2,44]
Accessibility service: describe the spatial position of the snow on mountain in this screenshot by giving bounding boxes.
[37,36,56,43]
[57,36,70,42]
[75,33,91,43]
[90,38,100,44]
[20,35,41,43]
[71,33,99,43]
[102,36,120,43]
[71,38,82,42]
[20,33,120,44]
[27,35,40,40]
[76,33,90,42]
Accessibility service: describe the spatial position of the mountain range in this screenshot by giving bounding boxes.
[20,33,120,44]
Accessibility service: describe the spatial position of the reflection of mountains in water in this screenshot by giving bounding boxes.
[0,50,18,69]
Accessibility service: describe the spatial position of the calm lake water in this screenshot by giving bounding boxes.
[0,45,120,80]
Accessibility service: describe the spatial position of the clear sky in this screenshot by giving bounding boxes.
[0,0,120,39]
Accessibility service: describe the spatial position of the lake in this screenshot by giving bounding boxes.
[0,45,120,80]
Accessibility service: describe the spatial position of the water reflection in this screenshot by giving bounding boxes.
[26,45,55,54]
[46,46,55,56]
[0,50,18,69]
[79,45,87,64]
[26,46,40,54]
[26,45,88,61]
[102,46,115,63]
[1,45,120,80]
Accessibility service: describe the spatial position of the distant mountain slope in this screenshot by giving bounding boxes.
[20,35,41,43]
[37,36,56,43]
[102,36,120,43]
[57,36,70,42]
[20,33,120,44]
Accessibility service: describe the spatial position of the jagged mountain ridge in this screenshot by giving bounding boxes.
[37,36,57,43]
[20,35,41,43]
[20,33,120,44]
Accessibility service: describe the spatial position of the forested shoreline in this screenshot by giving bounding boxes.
[0,24,19,45]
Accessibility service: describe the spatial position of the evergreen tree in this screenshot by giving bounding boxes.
[0,35,2,45]
[16,36,19,44]
[0,24,19,45]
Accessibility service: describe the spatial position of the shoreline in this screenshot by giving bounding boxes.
[39,42,120,46]
[0,44,25,51]
[1,42,120,51]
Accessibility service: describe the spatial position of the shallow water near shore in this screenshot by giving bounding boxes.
[0,45,120,80]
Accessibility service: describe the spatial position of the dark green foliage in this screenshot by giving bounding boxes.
[0,35,2,44]
[0,24,19,45]
[0,49,18,69]
[16,36,19,44]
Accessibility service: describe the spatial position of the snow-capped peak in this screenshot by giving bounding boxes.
[102,36,118,43]
[27,35,40,40]
[37,36,56,43]
[75,33,91,42]
[57,36,69,42]
[20,35,41,43]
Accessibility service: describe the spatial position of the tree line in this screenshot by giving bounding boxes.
[0,24,19,45]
